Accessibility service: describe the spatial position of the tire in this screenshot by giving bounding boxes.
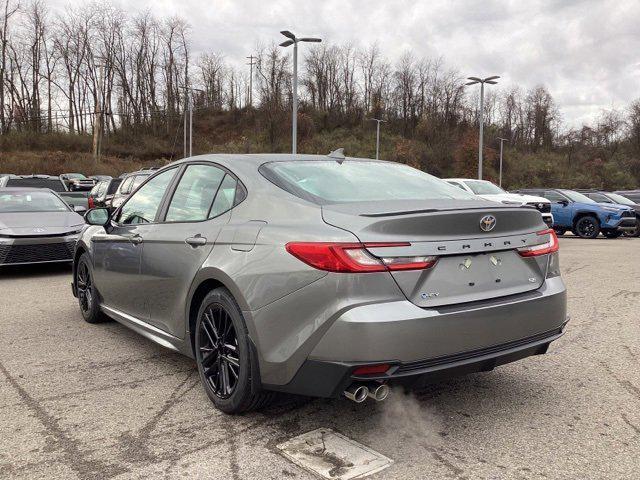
[623,220,640,237]
[75,253,107,323]
[574,216,600,239]
[553,228,567,236]
[602,229,623,239]
[194,288,274,414]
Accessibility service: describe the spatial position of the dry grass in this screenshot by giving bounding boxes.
[0,151,165,177]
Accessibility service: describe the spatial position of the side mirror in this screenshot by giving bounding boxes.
[84,208,110,227]
[557,200,569,207]
[73,205,87,213]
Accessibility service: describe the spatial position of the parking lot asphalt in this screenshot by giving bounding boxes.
[1,236,639,479]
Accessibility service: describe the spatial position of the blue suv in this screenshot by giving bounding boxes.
[512,188,636,239]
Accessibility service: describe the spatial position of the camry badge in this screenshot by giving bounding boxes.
[480,215,497,232]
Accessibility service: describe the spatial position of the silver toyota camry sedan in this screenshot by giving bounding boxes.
[72,154,568,413]
[0,188,85,266]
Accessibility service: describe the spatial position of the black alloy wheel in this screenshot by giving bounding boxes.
[77,260,93,314]
[575,216,600,239]
[76,253,106,323]
[197,304,240,399]
[194,288,274,413]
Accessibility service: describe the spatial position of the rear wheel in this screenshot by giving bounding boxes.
[195,288,273,414]
[76,253,107,323]
[602,229,623,239]
[623,220,640,237]
[574,216,600,239]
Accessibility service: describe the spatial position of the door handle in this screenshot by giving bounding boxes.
[129,234,143,245]
[185,235,207,247]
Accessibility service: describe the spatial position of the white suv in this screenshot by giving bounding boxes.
[444,178,554,227]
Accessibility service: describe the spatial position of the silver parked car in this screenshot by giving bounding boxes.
[72,154,568,413]
[0,188,85,266]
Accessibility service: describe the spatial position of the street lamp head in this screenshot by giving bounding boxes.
[484,75,500,82]
[280,30,296,40]
[299,37,322,43]
[465,80,480,86]
[279,40,294,48]
[467,76,482,82]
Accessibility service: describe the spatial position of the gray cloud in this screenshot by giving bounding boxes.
[48,0,640,127]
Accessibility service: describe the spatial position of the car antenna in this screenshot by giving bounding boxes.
[328,148,345,164]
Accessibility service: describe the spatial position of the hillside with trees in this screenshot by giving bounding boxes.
[1,0,639,189]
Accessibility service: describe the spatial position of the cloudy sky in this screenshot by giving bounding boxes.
[50,0,640,128]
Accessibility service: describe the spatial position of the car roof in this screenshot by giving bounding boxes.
[4,174,59,179]
[0,187,56,193]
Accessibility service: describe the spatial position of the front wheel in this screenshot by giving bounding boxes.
[574,216,600,239]
[76,253,107,323]
[623,221,640,237]
[195,288,273,414]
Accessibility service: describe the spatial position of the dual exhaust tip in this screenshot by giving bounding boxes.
[344,383,390,403]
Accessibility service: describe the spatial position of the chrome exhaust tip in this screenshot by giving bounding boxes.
[344,384,369,403]
[367,383,390,402]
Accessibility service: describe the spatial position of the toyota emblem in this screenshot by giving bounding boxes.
[480,215,497,232]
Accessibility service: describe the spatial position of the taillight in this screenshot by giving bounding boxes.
[285,242,438,273]
[352,363,391,376]
[517,229,559,257]
[87,196,95,209]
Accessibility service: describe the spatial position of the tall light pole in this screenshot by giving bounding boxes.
[465,75,499,180]
[368,118,385,160]
[497,137,509,187]
[180,86,204,158]
[92,57,106,165]
[279,30,321,155]
[246,55,256,108]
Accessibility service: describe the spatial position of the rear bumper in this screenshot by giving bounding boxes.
[261,275,567,395]
[271,322,567,398]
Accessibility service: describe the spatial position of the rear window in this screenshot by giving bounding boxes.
[260,160,475,204]
[6,178,66,192]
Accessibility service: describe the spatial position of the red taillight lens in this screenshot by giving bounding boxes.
[352,363,391,376]
[517,229,559,257]
[285,242,438,273]
[87,196,95,209]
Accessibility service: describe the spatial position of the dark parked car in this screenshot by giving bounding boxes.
[88,177,122,211]
[614,190,640,204]
[577,190,640,237]
[60,173,96,191]
[73,154,568,413]
[512,188,636,238]
[0,174,89,209]
[0,187,85,266]
[109,170,154,211]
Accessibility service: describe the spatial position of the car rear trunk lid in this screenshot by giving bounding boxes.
[322,199,549,307]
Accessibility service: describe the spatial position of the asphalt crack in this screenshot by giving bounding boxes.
[0,360,128,479]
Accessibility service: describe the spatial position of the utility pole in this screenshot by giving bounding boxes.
[368,118,385,160]
[465,75,500,179]
[497,137,509,187]
[92,60,105,165]
[279,31,321,155]
[246,55,256,108]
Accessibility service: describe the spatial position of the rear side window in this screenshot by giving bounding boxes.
[209,175,238,218]
[117,169,176,224]
[119,177,134,194]
[543,191,567,202]
[131,175,147,190]
[165,165,226,222]
[260,160,475,204]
